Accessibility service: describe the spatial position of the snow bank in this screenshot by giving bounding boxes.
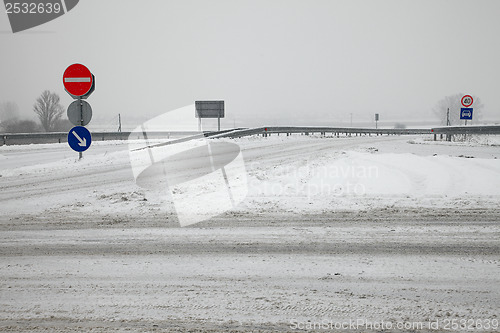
[242,148,500,213]
[1,136,499,222]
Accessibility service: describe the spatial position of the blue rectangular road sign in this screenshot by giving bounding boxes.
[460,108,473,120]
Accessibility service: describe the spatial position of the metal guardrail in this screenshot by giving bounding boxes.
[212,128,266,139]
[0,131,131,146]
[217,126,432,138]
[0,131,199,146]
[264,126,432,135]
[431,125,500,135]
[215,126,500,139]
[0,129,242,146]
[1,126,498,146]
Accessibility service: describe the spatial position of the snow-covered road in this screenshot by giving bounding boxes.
[1,223,499,332]
[1,135,499,332]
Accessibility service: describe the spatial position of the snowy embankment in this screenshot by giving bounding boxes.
[235,134,500,216]
[0,135,499,225]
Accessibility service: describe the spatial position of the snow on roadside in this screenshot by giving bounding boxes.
[0,149,129,178]
[1,136,499,220]
[408,134,500,147]
[241,148,500,213]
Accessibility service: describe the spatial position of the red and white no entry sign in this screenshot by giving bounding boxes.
[63,64,93,97]
[461,95,473,107]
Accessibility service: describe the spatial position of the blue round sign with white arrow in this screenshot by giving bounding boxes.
[68,126,92,152]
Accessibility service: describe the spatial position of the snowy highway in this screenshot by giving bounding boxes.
[1,135,499,332]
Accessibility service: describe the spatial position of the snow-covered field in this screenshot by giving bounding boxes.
[0,134,499,332]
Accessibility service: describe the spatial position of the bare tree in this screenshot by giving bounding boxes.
[33,90,64,132]
[433,93,483,126]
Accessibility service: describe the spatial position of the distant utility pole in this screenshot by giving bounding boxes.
[350,113,353,127]
[118,113,122,132]
[446,108,451,141]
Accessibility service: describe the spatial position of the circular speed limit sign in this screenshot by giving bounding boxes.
[461,95,473,107]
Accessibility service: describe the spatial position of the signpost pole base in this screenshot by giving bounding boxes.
[79,97,83,160]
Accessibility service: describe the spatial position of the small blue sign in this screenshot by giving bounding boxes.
[460,108,473,120]
[68,126,92,152]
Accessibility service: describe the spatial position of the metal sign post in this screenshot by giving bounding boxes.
[79,97,82,159]
[63,63,95,159]
[460,95,474,140]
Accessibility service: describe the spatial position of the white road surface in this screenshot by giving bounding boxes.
[0,134,499,332]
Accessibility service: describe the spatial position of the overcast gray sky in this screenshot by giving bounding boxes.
[1,0,499,130]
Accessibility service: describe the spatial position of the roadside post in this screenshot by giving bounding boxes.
[460,95,473,140]
[63,64,95,159]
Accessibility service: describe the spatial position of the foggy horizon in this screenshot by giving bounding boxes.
[1,0,499,130]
